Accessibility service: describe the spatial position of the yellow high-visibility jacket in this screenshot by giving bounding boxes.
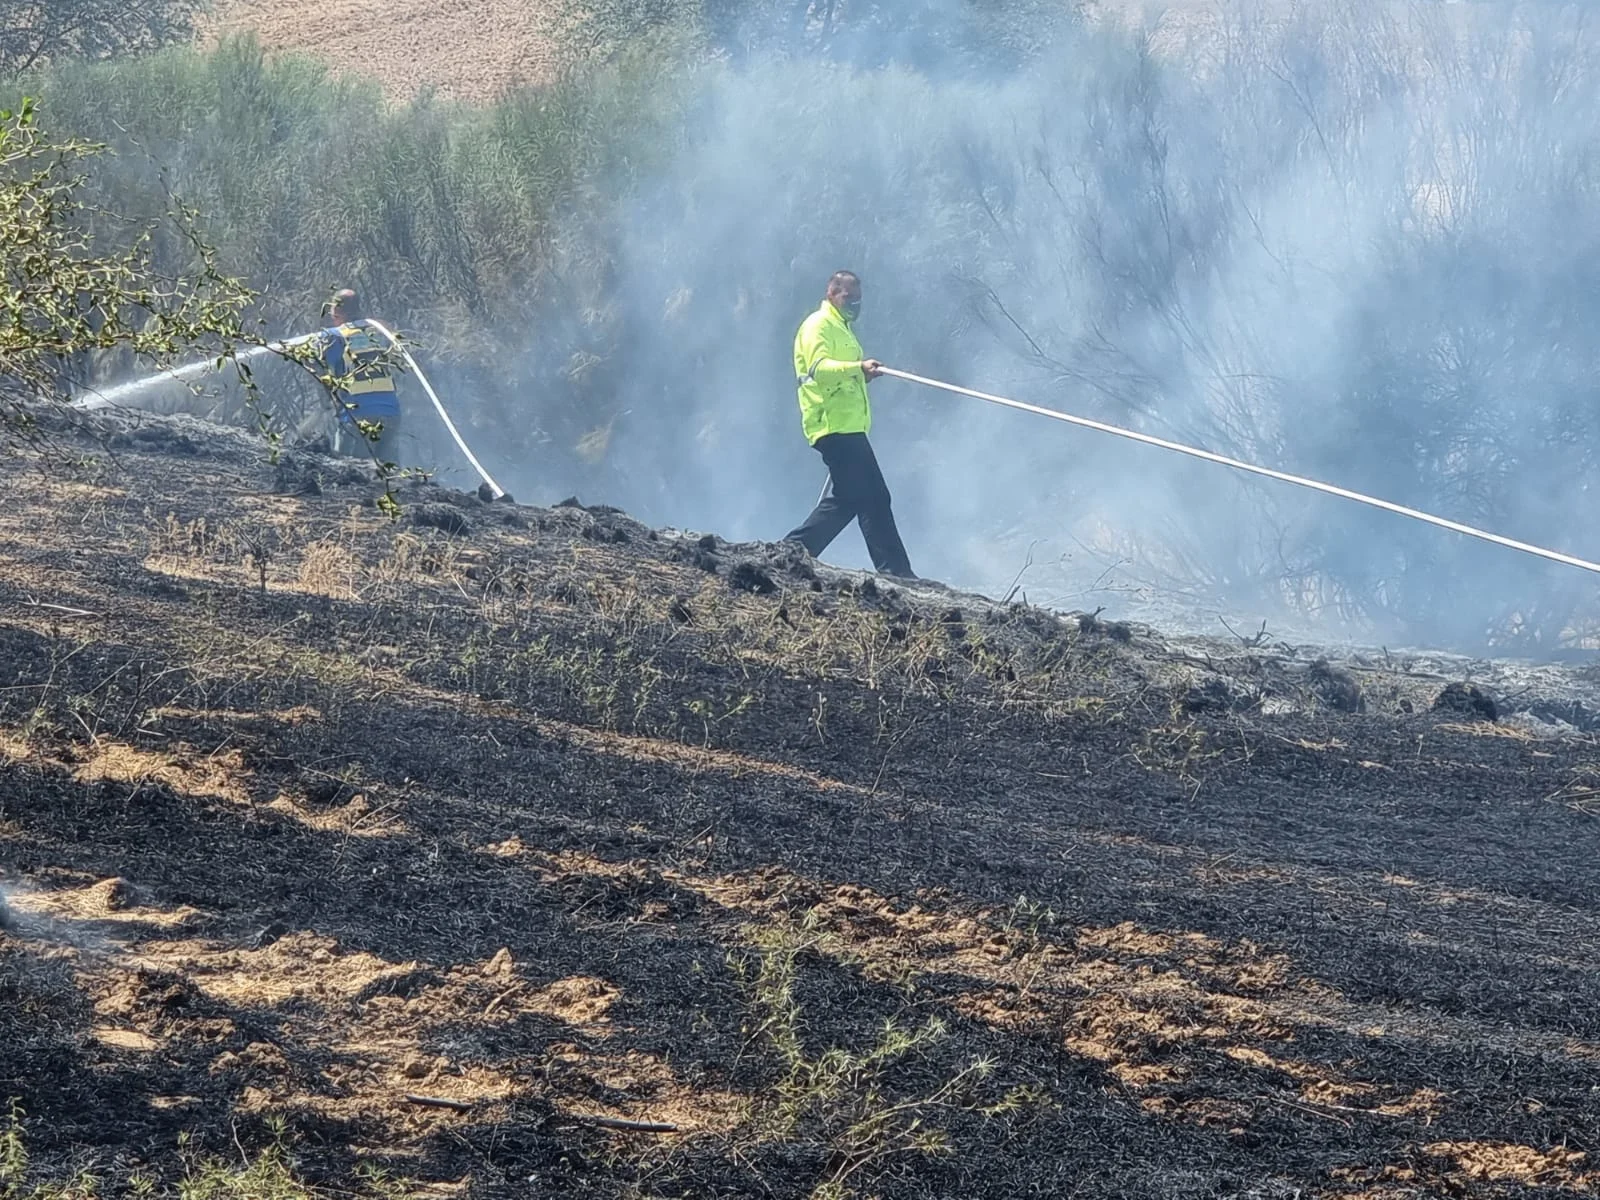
[794,301,869,445]
[321,322,399,417]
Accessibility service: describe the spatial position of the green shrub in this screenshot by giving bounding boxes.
[31,33,695,458]
[0,93,254,429]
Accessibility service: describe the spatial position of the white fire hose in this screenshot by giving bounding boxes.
[879,366,1600,577]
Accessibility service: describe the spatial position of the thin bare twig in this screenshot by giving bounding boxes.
[21,597,101,619]
[1004,541,1038,605]
[403,1094,476,1113]
[1218,615,1270,649]
[575,1114,680,1134]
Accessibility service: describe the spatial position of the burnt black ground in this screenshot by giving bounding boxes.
[0,407,1597,1199]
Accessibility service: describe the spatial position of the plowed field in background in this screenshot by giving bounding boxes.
[201,0,1226,103]
[204,0,564,100]
[1,406,1598,1198]
[199,0,1489,106]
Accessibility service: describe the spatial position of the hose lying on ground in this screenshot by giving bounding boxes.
[361,319,504,499]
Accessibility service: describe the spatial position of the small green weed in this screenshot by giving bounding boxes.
[730,914,1038,1200]
[0,1106,408,1200]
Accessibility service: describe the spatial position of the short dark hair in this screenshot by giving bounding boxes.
[827,270,860,292]
[323,287,359,319]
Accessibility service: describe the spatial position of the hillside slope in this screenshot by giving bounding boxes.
[1,407,1598,1198]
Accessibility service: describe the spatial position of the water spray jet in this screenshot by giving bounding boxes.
[72,334,317,412]
[70,323,505,499]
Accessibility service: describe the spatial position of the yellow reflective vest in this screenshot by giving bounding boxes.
[325,322,398,401]
[794,301,869,445]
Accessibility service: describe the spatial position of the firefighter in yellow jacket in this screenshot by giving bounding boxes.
[784,270,915,578]
[317,288,402,459]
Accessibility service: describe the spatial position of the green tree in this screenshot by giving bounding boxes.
[0,94,255,425]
